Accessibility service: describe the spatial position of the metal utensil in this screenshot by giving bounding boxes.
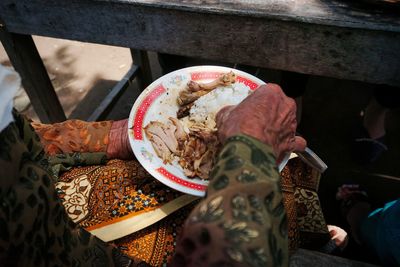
[296,147,328,173]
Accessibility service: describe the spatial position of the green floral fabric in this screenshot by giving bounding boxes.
[172,135,288,267]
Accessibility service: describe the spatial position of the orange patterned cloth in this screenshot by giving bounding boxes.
[32,119,112,155]
[55,159,197,265]
[56,160,163,226]
[114,202,196,266]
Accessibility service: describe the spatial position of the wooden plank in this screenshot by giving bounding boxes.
[0,1,399,86]
[0,23,66,123]
[290,249,379,267]
[87,64,139,121]
[130,49,152,90]
[109,0,400,32]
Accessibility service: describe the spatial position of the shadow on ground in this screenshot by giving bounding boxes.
[68,78,118,120]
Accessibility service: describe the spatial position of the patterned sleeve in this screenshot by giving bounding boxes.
[32,120,112,155]
[171,135,288,267]
[31,119,113,179]
[0,112,134,266]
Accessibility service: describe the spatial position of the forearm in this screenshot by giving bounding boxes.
[172,134,288,267]
[32,119,133,159]
[32,119,112,155]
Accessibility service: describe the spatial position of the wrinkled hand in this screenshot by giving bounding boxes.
[106,119,133,160]
[216,84,306,162]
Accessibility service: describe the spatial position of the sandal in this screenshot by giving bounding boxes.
[352,111,388,164]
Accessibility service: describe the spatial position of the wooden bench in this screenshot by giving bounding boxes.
[291,249,379,267]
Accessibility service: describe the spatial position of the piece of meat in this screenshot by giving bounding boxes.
[192,130,218,143]
[194,138,207,158]
[160,123,178,153]
[169,117,187,147]
[182,137,197,159]
[177,71,237,106]
[187,71,236,92]
[183,167,196,178]
[179,137,197,178]
[177,102,194,118]
[146,132,172,163]
[177,90,209,106]
[177,131,220,179]
[195,150,214,179]
[144,121,178,153]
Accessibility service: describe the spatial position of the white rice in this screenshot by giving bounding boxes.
[189,83,251,125]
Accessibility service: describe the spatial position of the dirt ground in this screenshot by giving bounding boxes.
[1,36,399,265]
[0,36,162,121]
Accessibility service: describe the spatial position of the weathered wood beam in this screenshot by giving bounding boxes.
[130,49,152,90]
[0,1,399,86]
[290,249,379,267]
[0,22,66,123]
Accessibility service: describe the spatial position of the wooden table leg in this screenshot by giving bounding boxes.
[130,49,152,90]
[0,24,66,123]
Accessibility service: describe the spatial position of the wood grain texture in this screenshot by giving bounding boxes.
[110,0,400,32]
[131,49,152,90]
[290,249,379,267]
[0,0,399,86]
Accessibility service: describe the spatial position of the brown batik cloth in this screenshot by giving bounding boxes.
[280,157,330,251]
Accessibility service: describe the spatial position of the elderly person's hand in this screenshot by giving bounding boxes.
[106,119,133,160]
[216,83,306,162]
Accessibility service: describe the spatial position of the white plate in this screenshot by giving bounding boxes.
[128,66,265,196]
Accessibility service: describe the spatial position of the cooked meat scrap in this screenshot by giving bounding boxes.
[169,117,187,147]
[182,137,197,159]
[192,130,218,143]
[144,121,178,153]
[177,90,209,106]
[187,71,237,92]
[196,150,214,179]
[176,131,220,179]
[178,137,197,178]
[160,123,178,153]
[177,102,194,118]
[145,125,220,179]
[177,71,237,106]
[194,137,207,158]
[146,132,172,163]
[183,167,196,178]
